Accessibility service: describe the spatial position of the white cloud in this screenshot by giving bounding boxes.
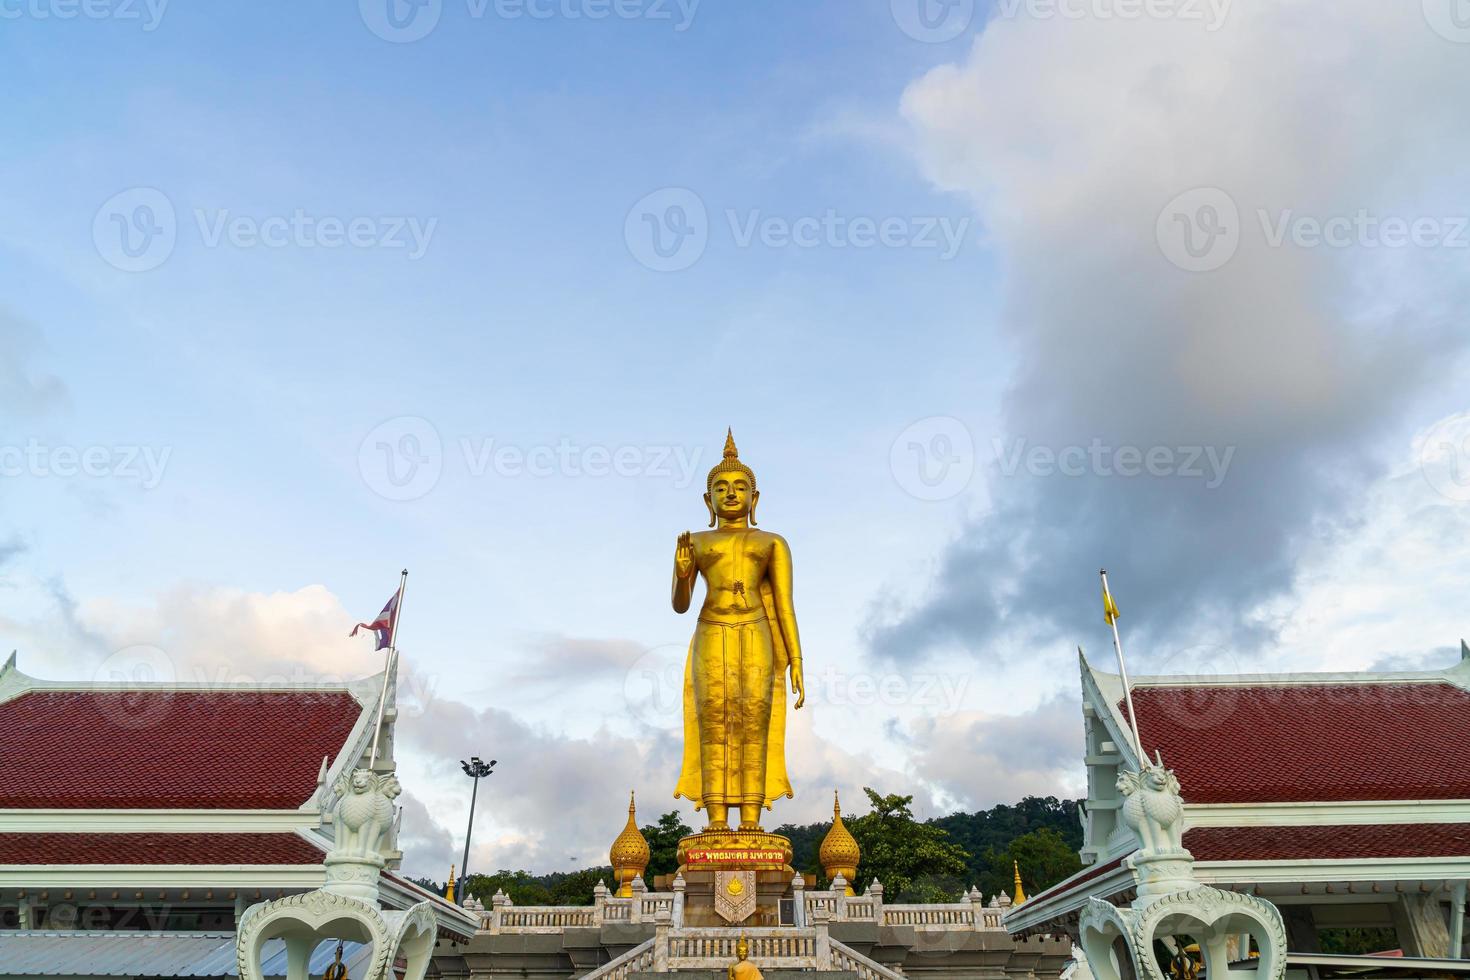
[872,0,1470,664]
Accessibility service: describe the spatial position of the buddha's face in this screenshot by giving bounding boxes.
[708,473,755,522]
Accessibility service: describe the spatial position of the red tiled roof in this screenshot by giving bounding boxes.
[0,832,326,865]
[1127,682,1470,803]
[0,690,363,809]
[1186,823,1470,862]
[1022,855,1125,907]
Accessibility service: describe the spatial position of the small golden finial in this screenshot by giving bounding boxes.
[1012,860,1026,906]
[611,790,651,898]
[819,790,860,895]
[724,428,739,458]
[446,864,457,904]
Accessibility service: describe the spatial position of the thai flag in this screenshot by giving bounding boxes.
[350,591,400,651]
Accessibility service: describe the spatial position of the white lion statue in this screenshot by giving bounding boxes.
[333,768,403,861]
[1116,752,1185,855]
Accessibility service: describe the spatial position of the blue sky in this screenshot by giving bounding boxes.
[3,0,1470,878]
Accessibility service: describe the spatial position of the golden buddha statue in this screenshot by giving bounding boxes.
[729,934,764,980]
[673,431,806,833]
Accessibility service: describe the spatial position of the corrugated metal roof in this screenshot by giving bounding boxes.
[0,930,370,977]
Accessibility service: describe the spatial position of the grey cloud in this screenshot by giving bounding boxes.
[396,790,459,881]
[398,692,688,876]
[875,5,1470,667]
[0,313,67,419]
[906,695,1084,811]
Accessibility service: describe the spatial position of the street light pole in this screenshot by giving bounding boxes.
[459,757,496,889]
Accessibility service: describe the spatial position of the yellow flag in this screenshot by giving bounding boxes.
[1103,582,1120,626]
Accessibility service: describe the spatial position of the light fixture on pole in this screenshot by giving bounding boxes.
[459,756,497,889]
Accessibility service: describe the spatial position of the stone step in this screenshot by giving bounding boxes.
[630,972,858,980]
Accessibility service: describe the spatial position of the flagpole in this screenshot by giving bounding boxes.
[1101,568,1147,765]
[369,569,409,769]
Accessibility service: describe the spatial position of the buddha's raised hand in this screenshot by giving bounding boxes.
[674,531,696,578]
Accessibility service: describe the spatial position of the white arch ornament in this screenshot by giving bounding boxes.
[235,768,438,980]
[1077,755,1286,980]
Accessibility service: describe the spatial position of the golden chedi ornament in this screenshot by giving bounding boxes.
[611,792,651,898]
[1012,860,1027,906]
[819,791,860,894]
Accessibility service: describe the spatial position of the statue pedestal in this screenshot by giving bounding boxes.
[679,870,796,928]
[677,830,794,873]
[324,853,387,904]
[675,831,796,928]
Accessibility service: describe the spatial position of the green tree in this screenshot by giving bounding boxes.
[847,788,970,902]
[980,827,1082,899]
[642,811,694,880]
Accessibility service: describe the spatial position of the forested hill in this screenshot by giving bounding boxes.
[441,794,1085,906]
[775,794,1083,901]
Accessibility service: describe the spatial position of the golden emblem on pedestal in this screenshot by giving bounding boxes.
[610,792,651,898]
[819,791,861,894]
[715,869,758,923]
[672,430,806,836]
